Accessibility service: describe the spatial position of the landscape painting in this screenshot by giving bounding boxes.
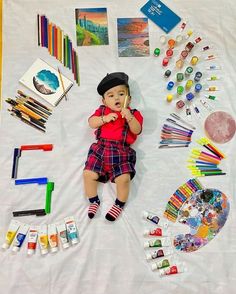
[75,8,109,46]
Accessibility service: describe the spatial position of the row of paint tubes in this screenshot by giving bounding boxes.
[1,216,79,255]
[143,211,186,277]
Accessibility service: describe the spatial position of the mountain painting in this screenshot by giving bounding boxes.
[75,8,109,46]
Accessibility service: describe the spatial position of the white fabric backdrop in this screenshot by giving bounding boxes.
[0,0,236,293]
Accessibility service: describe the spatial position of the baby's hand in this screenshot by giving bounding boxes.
[121,108,132,120]
[103,113,118,123]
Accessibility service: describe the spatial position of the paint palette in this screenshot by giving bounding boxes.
[173,188,230,252]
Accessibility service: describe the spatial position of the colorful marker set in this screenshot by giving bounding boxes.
[159,113,195,149]
[37,14,80,85]
[163,178,203,222]
[6,90,52,133]
[187,137,226,177]
[1,216,79,255]
[11,144,54,216]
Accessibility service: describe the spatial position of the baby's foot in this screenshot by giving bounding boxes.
[105,204,123,221]
[88,202,100,219]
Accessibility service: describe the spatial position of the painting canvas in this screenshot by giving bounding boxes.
[19,58,73,106]
[117,17,150,57]
[75,8,109,46]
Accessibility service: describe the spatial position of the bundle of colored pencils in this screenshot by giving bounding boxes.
[37,14,80,85]
[187,137,226,177]
[6,90,52,133]
[163,178,203,222]
[159,113,195,149]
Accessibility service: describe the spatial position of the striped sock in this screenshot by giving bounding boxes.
[105,199,125,222]
[88,195,100,219]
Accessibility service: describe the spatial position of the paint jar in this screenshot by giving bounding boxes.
[168,39,175,48]
[177,86,184,95]
[164,70,171,78]
[194,71,202,82]
[167,81,174,90]
[166,49,173,58]
[190,56,199,65]
[186,92,195,101]
[176,73,184,82]
[185,66,193,77]
[154,48,160,56]
[162,57,169,67]
[176,59,184,69]
[176,100,185,109]
[166,94,173,102]
[194,83,202,93]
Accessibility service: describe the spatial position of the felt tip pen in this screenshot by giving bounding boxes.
[205,55,216,61]
[20,144,53,151]
[11,148,21,179]
[15,177,48,185]
[206,76,220,81]
[204,95,216,100]
[205,86,219,91]
[13,209,46,217]
[206,65,221,70]
[45,182,54,214]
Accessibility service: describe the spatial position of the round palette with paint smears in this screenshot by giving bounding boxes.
[204,111,236,143]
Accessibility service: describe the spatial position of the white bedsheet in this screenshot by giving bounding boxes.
[0,0,236,293]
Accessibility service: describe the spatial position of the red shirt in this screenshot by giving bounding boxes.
[90,106,143,145]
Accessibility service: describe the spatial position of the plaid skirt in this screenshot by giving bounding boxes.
[84,138,136,183]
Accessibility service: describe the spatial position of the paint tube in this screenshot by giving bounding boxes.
[151,256,174,271]
[146,248,173,260]
[143,211,168,228]
[38,224,49,255]
[48,224,59,253]
[159,262,186,277]
[143,227,170,237]
[27,226,38,255]
[144,237,171,248]
[12,223,29,252]
[56,223,70,249]
[64,216,79,245]
[2,220,21,249]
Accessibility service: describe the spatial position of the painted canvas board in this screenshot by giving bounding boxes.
[75,8,109,46]
[117,17,150,57]
[19,58,73,106]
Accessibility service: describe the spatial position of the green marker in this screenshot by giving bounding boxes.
[45,182,54,214]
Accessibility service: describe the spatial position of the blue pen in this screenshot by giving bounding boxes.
[15,177,48,185]
[11,148,21,179]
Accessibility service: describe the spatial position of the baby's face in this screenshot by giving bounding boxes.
[102,85,130,112]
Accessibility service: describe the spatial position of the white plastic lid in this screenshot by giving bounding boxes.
[63,242,70,249]
[41,248,48,255]
[143,229,150,236]
[146,253,152,260]
[51,247,58,253]
[151,263,158,271]
[144,241,150,248]
[27,249,34,255]
[12,246,20,252]
[71,238,78,245]
[2,243,10,250]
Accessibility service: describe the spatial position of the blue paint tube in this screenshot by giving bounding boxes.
[12,223,29,252]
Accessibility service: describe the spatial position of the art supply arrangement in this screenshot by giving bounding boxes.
[159,113,195,148]
[187,137,226,177]
[142,210,186,276]
[37,15,80,85]
[5,90,52,132]
[1,216,79,254]
[163,178,203,222]
[174,188,230,252]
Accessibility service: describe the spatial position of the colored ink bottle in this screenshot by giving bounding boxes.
[164,70,171,78]
[167,81,174,90]
[175,34,183,43]
[176,100,185,109]
[176,73,184,82]
[160,35,166,44]
[180,50,188,60]
[190,56,199,66]
[154,48,160,56]
[176,59,184,69]
[185,66,193,77]
[166,49,173,58]
[194,83,202,93]
[166,94,173,102]
[186,92,195,101]
[177,86,184,95]
[185,80,193,90]
[162,57,169,67]
[168,39,175,48]
[185,42,194,52]
[194,71,202,82]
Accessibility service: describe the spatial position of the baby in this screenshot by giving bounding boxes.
[83,72,143,221]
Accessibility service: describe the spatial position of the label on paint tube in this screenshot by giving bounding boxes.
[143,227,170,237]
[144,237,171,248]
[56,223,70,249]
[151,256,174,271]
[2,220,21,249]
[27,226,38,255]
[146,248,173,260]
[143,211,168,228]
[12,223,29,252]
[159,262,186,277]
[64,216,79,245]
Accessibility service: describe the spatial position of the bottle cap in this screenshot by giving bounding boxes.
[144,241,150,248]
[146,253,152,260]
[51,247,58,253]
[71,238,79,245]
[143,229,150,236]
[62,242,70,249]
[12,246,20,252]
[151,263,158,271]
[27,249,34,255]
[2,243,10,250]
[41,248,48,255]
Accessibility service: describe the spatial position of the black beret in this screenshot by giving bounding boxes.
[97,72,129,96]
